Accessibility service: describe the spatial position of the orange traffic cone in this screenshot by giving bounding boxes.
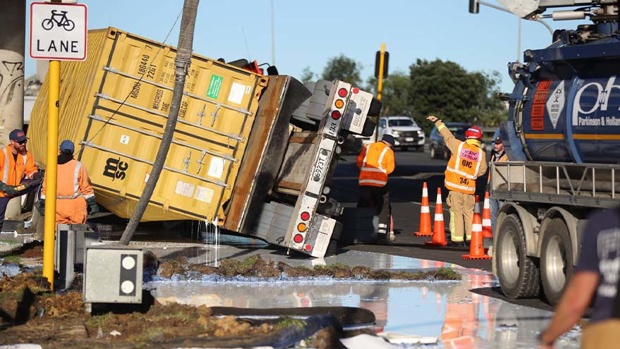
[415,182,432,236]
[482,191,492,239]
[426,187,447,246]
[462,199,491,260]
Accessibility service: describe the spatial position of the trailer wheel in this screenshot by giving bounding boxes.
[496,214,540,299]
[540,218,574,305]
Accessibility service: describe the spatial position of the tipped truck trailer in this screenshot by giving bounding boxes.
[30,27,380,257]
[486,1,620,304]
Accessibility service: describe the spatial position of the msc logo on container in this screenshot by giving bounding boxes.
[103,157,128,181]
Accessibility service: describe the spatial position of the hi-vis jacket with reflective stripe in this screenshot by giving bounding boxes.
[437,121,487,195]
[41,159,94,224]
[41,159,94,201]
[356,141,395,187]
[0,146,38,198]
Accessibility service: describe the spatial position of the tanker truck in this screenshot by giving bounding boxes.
[29,27,380,258]
[482,0,620,305]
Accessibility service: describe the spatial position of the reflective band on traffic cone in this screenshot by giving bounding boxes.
[462,198,491,260]
[415,182,433,236]
[482,191,492,239]
[426,187,447,246]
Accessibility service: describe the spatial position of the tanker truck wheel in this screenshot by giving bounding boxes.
[540,218,574,306]
[496,214,540,299]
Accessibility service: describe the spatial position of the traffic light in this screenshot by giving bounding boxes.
[374,51,389,79]
[469,0,480,14]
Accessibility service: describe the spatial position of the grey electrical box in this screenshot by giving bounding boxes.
[55,224,100,290]
[83,246,143,304]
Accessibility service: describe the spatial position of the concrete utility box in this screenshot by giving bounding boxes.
[83,246,143,304]
[55,224,100,290]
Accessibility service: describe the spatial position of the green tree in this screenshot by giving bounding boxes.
[407,59,506,133]
[368,71,412,117]
[321,54,362,87]
[300,67,315,84]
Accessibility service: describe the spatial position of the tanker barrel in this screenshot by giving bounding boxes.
[499,121,527,162]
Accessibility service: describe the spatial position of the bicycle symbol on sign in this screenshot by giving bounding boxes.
[41,10,75,31]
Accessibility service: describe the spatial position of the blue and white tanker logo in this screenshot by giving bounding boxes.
[572,76,620,127]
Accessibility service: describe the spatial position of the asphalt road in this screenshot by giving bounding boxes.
[332,149,555,312]
[331,149,491,271]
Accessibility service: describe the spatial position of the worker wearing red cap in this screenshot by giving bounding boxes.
[0,129,42,230]
[426,116,487,247]
[39,140,98,224]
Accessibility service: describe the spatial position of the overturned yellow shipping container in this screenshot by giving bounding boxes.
[30,27,267,222]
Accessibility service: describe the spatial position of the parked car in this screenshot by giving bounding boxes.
[429,122,471,159]
[377,116,425,151]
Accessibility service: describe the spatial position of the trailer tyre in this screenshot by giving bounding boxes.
[540,218,574,306]
[496,214,540,299]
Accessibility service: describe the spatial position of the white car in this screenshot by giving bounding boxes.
[377,116,425,151]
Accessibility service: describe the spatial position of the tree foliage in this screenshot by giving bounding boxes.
[406,59,506,130]
[319,55,507,133]
[300,67,315,85]
[370,71,412,117]
[321,54,362,87]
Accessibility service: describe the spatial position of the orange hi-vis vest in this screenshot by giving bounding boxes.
[445,142,483,194]
[41,160,94,201]
[41,159,94,224]
[0,146,38,198]
[357,141,395,187]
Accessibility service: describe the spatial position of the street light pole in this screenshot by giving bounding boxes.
[517,17,522,62]
[270,0,275,65]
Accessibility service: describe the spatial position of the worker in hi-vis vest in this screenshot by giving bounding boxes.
[39,140,98,224]
[426,115,487,247]
[0,129,42,230]
[357,133,396,243]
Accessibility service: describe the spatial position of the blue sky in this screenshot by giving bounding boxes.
[25,0,588,93]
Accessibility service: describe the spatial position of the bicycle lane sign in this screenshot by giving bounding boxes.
[29,2,87,61]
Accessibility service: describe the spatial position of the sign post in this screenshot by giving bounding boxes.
[29,1,87,290]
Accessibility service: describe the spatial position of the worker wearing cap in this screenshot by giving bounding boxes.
[426,116,487,247]
[0,129,41,230]
[488,136,508,234]
[39,140,98,224]
[357,133,396,243]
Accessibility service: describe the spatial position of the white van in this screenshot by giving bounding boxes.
[377,116,425,151]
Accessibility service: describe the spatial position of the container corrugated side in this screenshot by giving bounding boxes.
[30,27,267,222]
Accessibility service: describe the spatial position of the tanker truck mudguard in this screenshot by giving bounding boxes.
[29,28,381,259]
[484,1,620,305]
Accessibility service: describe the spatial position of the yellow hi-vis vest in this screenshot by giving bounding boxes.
[445,142,483,194]
[357,141,395,187]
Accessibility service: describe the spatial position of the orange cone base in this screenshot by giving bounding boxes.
[425,240,447,246]
[415,231,433,237]
[462,249,492,260]
[482,232,493,239]
[462,254,492,260]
